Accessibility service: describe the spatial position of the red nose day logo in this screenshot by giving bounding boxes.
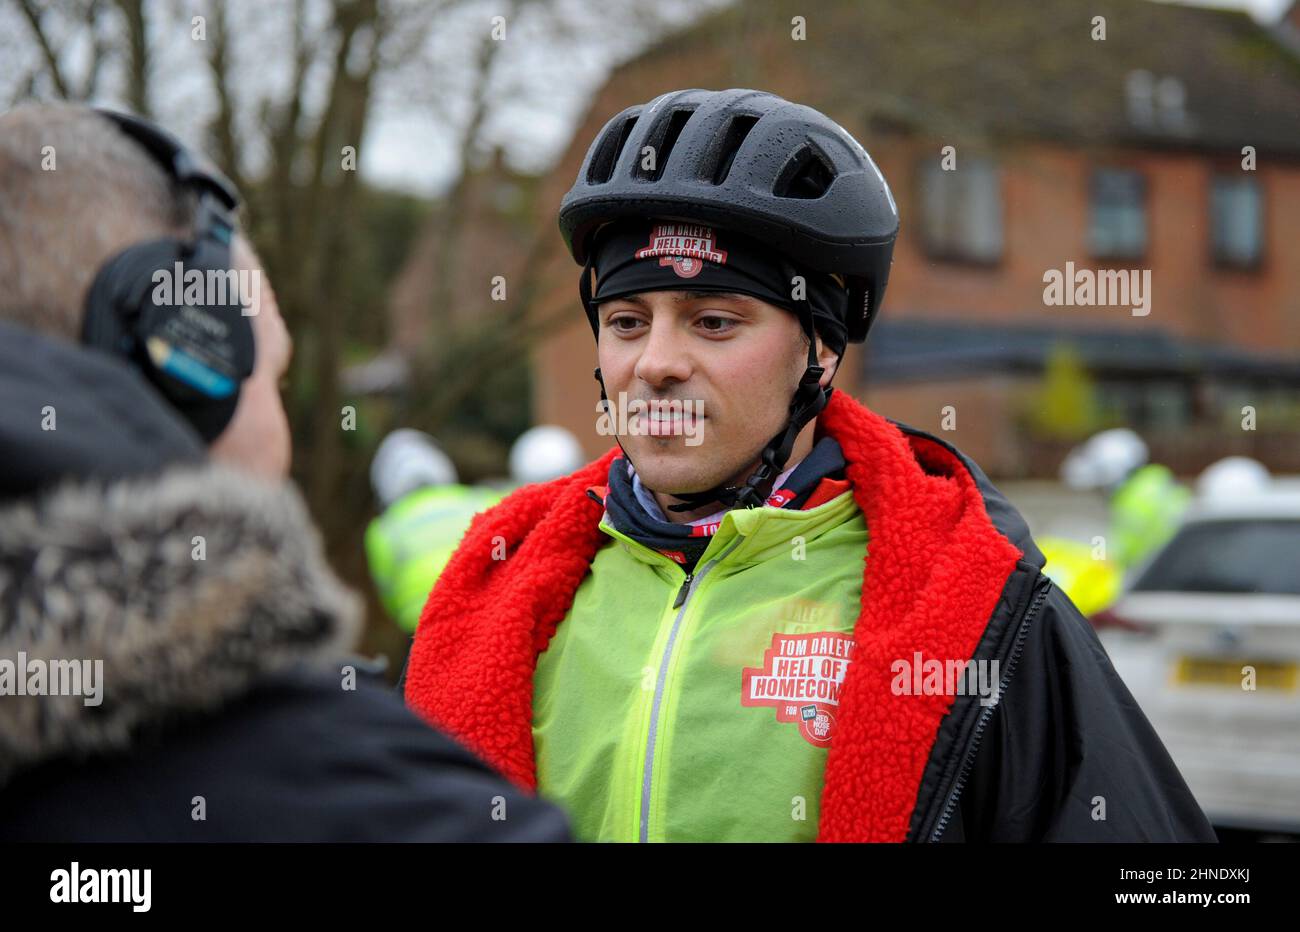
[741,631,855,747]
[635,223,729,279]
[663,256,703,278]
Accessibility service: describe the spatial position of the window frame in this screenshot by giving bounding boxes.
[1208,169,1266,272]
[915,153,1006,267]
[1088,166,1149,263]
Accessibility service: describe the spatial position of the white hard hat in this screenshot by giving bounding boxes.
[370,429,458,507]
[1196,456,1270,500]
[1060,428,1149,491]
[509,425,585,485]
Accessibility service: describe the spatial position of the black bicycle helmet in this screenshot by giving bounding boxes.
[559,87,898,343]
[559,88,899,511]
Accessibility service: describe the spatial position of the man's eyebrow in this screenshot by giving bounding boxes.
[601,294,648,308]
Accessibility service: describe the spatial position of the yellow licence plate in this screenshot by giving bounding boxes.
[1174,656,1298,690]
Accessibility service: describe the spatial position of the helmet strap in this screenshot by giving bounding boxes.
[580,255,600,340]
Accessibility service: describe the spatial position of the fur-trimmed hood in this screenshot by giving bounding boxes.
[0,322,361,784]
[0,466,362,782]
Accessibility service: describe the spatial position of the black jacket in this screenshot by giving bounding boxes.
[0,322,569,842]
[897,425,1217,842]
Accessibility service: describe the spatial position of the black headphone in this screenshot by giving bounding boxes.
[81,109,256,442]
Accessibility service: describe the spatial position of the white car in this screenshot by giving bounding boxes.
[1094,490,1300,837]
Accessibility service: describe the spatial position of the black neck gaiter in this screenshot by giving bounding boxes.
[599,436,848,573]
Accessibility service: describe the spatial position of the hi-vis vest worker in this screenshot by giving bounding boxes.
[403,89,1215,843]
[1060,428,1192,575]
[365,429,503,634]
[1034,536,1122,618]
[367,426,585,633]
[366,484,505,634]
[1109,464,1191,569]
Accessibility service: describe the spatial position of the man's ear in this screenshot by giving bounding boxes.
[815,336,840,386]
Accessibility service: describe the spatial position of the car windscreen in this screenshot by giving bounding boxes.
[1130,519,1300,595]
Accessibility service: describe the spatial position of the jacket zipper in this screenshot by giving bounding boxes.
[672,572,693,609]
[928,577,1052,841]
[639,535,745,842]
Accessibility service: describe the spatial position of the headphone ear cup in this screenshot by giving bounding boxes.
[82,238,256,442]
[82,239,180,360]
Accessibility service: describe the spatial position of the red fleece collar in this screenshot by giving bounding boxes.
[405,392,1024,841]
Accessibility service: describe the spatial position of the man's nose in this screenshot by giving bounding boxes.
[633,318,692,387]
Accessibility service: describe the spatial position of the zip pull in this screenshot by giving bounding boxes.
[672,572,694,609]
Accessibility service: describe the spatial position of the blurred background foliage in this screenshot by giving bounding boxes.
[1026,345,1106,440]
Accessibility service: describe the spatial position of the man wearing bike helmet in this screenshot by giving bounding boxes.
[405,89,1214,842]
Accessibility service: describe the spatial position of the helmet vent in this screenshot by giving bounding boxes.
[774,144,835,199]
[587,112,640,185]
[707,113,760,185]
[635,107,695,182]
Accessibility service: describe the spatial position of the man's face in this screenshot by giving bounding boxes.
[596,290,826,495]
[208,237,293,479]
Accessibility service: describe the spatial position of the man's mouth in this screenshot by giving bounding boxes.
[634,408,704,437]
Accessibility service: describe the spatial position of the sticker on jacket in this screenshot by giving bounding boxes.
[741,632,855,747]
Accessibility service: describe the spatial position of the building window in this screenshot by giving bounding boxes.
[1089,168,1147,259]
[1211,174,1263,268]
[1096,379,1192,431]
[918,157,1003,263]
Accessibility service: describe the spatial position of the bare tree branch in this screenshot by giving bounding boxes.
[263,0,317,297]
[81,0,116,100]
[112,0,149,115]
[16,0,73,98]
[425,0,516,332]
[294,0,387,514]
[375,0,449,69]
[204,0,247,192]
[402,217,570,430]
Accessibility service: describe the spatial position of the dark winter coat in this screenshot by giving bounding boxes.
[0,321,568,842]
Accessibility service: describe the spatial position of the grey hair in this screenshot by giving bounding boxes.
[0,102,193,341]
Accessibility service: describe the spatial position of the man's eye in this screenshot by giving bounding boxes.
[608,316,642,332]
[698,316,736,333]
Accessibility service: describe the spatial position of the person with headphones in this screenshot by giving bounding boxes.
[0,103,568,842]
[404,89,1215,842]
